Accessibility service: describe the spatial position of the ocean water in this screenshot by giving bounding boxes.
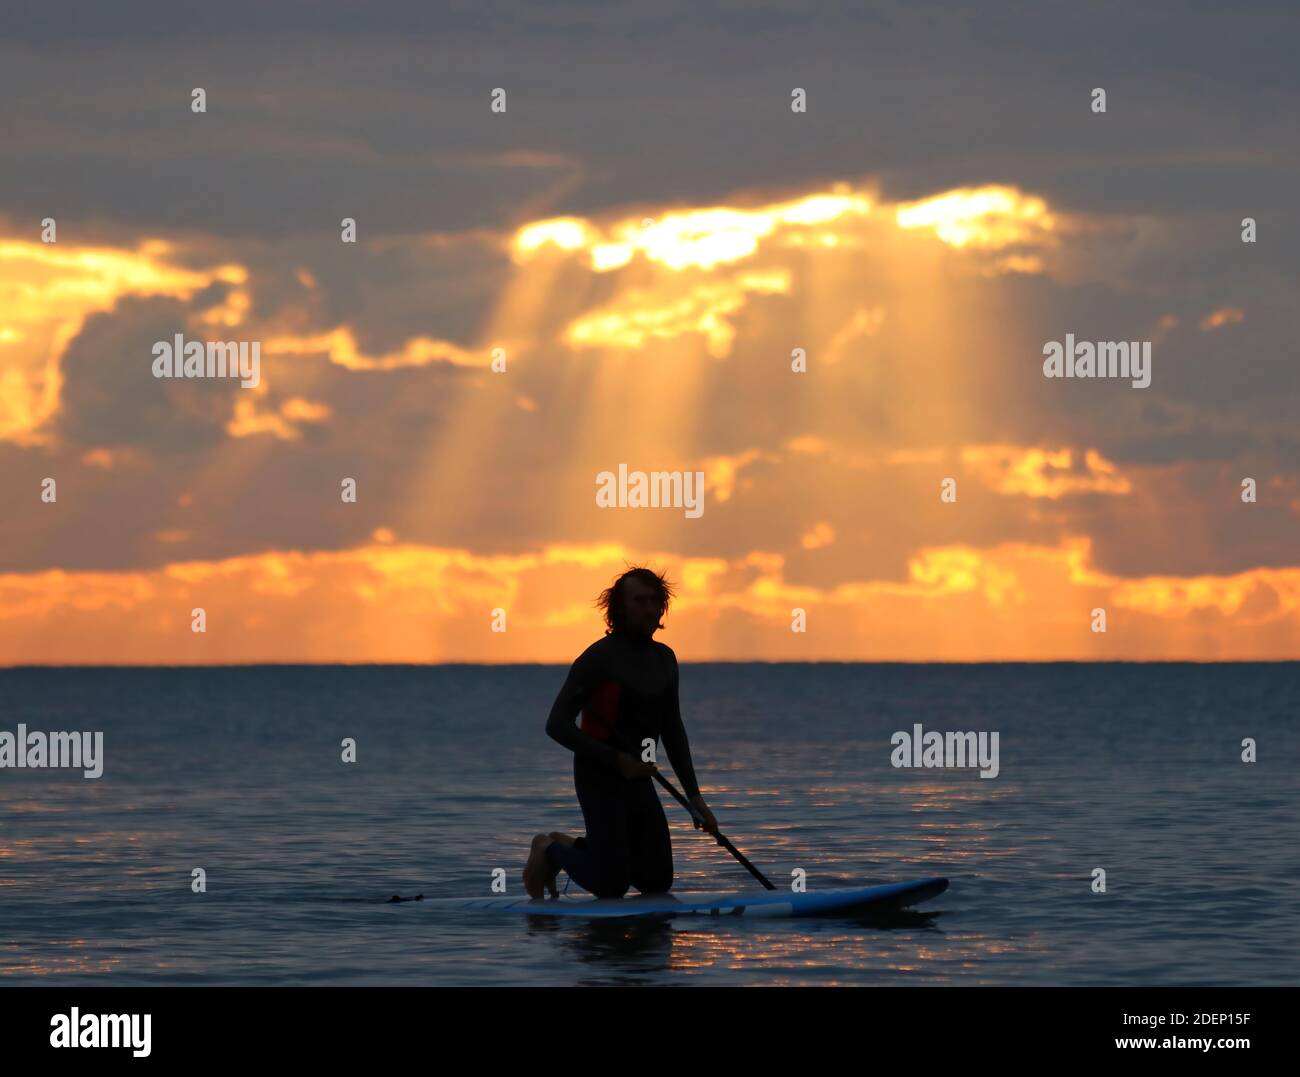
[0,662,1296,986]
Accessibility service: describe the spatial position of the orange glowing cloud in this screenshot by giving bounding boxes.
[511,186,874,272]
[824,305,886,364]
[1199,307,1245,331]
[261,325,492,371]
[0,236,246,444]
[699,449,771,503]
[962,445,1132,499]
[225,394,332,440]
[2,178,1070,457]
[800,522,836,550]
[7,175,1293,666]
[1110,572,1297,621]
[1,536,1296,664]
[502,181,1066,366]
[894,185,1056,250]
[80,448,115,469]
[563,271,791,358]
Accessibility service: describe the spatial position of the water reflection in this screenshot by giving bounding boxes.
[511,906,951,984]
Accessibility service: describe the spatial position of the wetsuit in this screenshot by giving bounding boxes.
[543,629,700,898]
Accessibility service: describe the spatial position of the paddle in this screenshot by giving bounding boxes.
[649,768,775,891]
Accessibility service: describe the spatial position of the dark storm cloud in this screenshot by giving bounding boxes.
[56,295,237,452]
[1,1,1296,240]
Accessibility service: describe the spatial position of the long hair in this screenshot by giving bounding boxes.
[596,566,676,634]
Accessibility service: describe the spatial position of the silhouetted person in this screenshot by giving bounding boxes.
[522,567,718,899]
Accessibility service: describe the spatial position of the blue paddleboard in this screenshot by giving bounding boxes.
[435,877,948,919]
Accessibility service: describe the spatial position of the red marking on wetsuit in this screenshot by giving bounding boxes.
[581,681,621,741]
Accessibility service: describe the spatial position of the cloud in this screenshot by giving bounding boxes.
[54,296,242,453]
[225,394,333,440]
[263,325,495,371]
[1199,307,1245,331]
[3,534,1297,663]
[962,445,1132,499]
[1,100,1297,662]
[0,237,242,443]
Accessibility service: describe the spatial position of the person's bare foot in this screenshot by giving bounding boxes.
[522,833,553,898]
[540,833,578,897]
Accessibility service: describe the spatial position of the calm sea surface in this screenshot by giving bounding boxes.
[1,663,1296,986]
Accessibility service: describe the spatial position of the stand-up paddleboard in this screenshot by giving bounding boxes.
[430,877,948,919]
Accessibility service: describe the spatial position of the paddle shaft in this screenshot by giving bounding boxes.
[650,769,776,890]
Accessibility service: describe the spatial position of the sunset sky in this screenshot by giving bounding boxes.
[1,1,1298,663]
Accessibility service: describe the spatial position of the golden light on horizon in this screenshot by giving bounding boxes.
[0,534,1297,662]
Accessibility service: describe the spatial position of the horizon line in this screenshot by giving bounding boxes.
[2,658,1297,670]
